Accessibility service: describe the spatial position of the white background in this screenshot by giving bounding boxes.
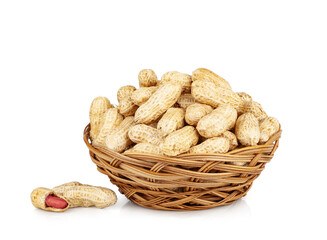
[0,0,326,239]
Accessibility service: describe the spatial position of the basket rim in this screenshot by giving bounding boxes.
[83,123,282,160]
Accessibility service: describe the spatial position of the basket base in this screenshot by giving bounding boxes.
[109,176,252,211]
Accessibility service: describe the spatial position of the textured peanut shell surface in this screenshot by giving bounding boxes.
[117,85,136,102]
[191,80,242,109]
[128,124,163,145]
[189,137,230,154]
[161,126,199,156]
[138,69,158,87]
[185,103,213,126]
[259,117,280,144]
[160,71,192,92]
[220,131,238,150]
[243,101,267,121]
[93,108,123,146]
[105,116,135,152]
[197,104,237,138]
[118,96,138,116]
[235,112,260,146]
[237,92,253,114]
[52,181,83,194]
[31,187,69,212]
[124,143,162,155]
[130,86,158,106]
[177,93,196,108]
[89,97,112,140]
[192,68,232,89]
[57,185,117,208]
[157,108,185,136]
[134,83,182,124]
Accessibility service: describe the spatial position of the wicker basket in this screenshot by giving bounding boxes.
[83,124,281,211]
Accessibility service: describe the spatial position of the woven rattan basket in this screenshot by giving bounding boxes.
[84,124,281,211]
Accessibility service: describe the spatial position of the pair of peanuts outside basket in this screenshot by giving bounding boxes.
[84,68,282,211]
[84,125,281,211]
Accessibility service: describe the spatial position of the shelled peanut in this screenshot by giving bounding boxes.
[89,68,280,156]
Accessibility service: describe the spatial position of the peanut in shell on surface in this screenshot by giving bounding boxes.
[235,112,260,146]
[134,83,182,124]
[31,182,117,212]
[161,126,199,156]
[157,107,185,137]
[197,104,237,138]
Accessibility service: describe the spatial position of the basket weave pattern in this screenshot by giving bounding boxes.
[84,124,281,211]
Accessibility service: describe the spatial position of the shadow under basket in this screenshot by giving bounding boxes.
[83,124,281,211]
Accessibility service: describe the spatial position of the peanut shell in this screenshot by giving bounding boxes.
[134,83,182,124]
[235,112,260,146]
[197,104,237,138]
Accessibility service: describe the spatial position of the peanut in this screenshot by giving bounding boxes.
[177,93,196,109]
[192,68,232,89]
[118,96,138,116]
[105,116,135,152]
[185,103,213,126]
[160,71,192,92]
[52,182,117,209]
[124,143,162,155]
[237,92,252,102]
[189,137,230,154]
[130,86,158,106]
[219,131,238,151]
[237,92,253,114]
[259,117,280,144]
[117,85,136,102]
[197,104,237,138]
[31,187,69,212]
[235,112,260,146]
[89,97,112,140]
[58,185,117,208]
[93,108,123,146]
[134,83,182,124]
[138,69,157,87]
[161,126,199,156]
[45,195,68,209]
[128,124,163,145]
[191,80,242,109]
[243,101,267,121]
[52,181,83,193]
[157,107,185,137]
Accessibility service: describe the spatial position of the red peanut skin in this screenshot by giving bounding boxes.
[45,195,68,209]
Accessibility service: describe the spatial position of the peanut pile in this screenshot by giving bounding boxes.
[89,68,280,157]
